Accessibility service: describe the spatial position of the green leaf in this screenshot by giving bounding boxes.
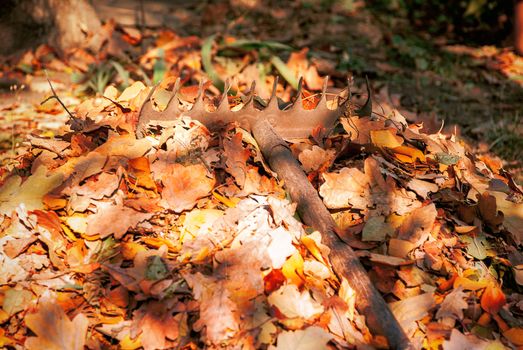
[460,234,490,260]
[202,34,224,91]
[270,55,298,90]
[145,255,168,280]
[152,48,167,85]
[222,39,292,52]
[110,61,130,90]
[362,216,394,242]
[435,152,460,165]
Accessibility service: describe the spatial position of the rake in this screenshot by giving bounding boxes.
[136,76,413,350]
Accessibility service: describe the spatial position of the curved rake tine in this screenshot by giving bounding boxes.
[289,77,303,111]
[243,80,256,110]
[265,76,279,111]
[165,77,182,113]
[217,79,232,112]
[315,76,329,110]
[191,79,206,112]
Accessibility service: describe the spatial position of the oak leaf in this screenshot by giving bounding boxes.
[85,196,153,238]
[160,163,215,212]
[397,203,437,247]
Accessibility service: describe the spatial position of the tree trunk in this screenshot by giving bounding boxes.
[0,0,101,56]
[516,1,523,55]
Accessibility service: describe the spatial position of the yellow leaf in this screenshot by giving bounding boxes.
[301,232,328,265]
[121,242,147,260]
[117,81,146,103]
[453,269,489,291]
[181,209,224,242]
[339,278,356,321]
[282,252,304,287]
[370,129,404,148]
[213,191,240,208]
[0,166,63,216]
[120,334,142,350]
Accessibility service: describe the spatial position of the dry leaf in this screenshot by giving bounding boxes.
[160,164,215,212]
[319,167,369,209]
[268,326,333,350]
[397,203,437,247]
[481,283,506,314]
[268,284,324,320]
[298,146,335,173]
[25,298,89,350]
[0,166,63,215]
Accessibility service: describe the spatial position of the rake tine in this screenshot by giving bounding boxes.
[289,77,303,111]
[243,80,256,111]
[191,79,206,112]
[165,77,182,113]
[265,76,279,112]
[315,75,329,110]
[217,79,231,112]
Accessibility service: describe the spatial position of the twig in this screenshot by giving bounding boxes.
[41,72,75,119]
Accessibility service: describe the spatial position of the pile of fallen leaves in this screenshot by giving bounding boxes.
[0,75,522,350]
[0,16,523,349]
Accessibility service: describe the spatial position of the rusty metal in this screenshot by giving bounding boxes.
[135,76,348,140]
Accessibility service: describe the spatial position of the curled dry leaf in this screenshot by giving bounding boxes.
[223,132,251,187]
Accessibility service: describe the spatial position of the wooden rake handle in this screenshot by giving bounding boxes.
[252,119,413,350]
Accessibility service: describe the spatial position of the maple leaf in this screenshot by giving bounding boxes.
[25,297,89,350]
[0,166,63,216]
[268,326,333,350]
[160,163,215,212]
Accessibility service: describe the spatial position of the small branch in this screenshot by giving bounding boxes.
[42,72,75,119]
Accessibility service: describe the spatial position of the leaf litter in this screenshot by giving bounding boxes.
[0,23,523,350]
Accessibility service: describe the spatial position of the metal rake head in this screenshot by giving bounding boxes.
[135,76,348,140]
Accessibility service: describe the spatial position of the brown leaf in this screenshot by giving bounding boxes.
[25,298,89,350]
[398,203,437,246]
[223,132,250,187]
[161,164,215,212]
[86,197,153,239]
[131,300,184,350]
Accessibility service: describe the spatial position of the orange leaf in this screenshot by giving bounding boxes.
[370,129,404,148]
[393,145,426,163]
[481,283,506,314]
[503,328,523,346]
[161,164,215,213]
